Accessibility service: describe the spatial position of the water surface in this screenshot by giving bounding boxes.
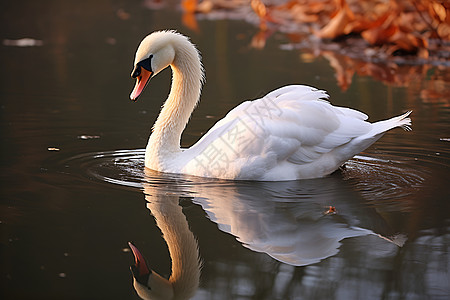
[1,1,449,299]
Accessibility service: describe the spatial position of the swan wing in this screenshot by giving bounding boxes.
[183,85,372,179]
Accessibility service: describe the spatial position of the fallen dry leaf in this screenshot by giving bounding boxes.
[323,206,337,215]
[170,0,449,88]
[179,0,449,56]
[361,17,398,45]
[316,0,354,39]
[251,0,269,30]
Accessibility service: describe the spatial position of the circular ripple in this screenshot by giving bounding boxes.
[343,154,426,204]
[56,149,213,191]
[54,148,435,204]
[58,149,147,189]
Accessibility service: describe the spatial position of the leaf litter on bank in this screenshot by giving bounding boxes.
[181,0,450,64]
[175,0,450,102]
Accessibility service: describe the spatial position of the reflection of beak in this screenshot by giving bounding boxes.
[130,68,153,101]
[128,242,150,279]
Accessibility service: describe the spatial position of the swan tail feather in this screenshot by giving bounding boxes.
[372,110,412,135]
[398,110,413,131]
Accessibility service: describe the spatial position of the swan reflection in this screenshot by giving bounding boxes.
[190,175,406,267]
[129,176,201,300]
[129,168,406,298]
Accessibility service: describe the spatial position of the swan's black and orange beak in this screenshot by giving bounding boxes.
[128,242,151,285]
[130,66,153,101]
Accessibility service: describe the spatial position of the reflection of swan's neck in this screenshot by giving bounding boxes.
[146,43,203,169]
[147,194,201,298]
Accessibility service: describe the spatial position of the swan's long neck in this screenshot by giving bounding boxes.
[146,193,201,298]
[146,42,203,170]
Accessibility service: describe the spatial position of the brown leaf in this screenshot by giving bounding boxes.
[431,2,447,22]
[252,0,282,29]
[390,31,427,53]
[251,0,267,19]
[290,4,320,23]
[316,1,354,39]
[323,206,337,215]
[437,23,450,40]
[251,0,271,30]
[361,23,398,45]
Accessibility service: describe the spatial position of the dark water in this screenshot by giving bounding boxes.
[1,1,449,299]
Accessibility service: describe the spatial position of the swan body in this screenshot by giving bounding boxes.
[130,30,412,181]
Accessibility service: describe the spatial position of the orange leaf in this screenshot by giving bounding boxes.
[323,206,337,215]
[362,23,398,45]
[390,32,427,53]
[182,0,198,13]
[437,23,450,40]
[251,0,267,19]
[251,0,271,31]
[431,2,447,22]
[316,7,353,39]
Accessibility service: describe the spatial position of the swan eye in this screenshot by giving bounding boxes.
[131,66,141,78]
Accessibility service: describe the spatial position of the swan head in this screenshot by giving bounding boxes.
[128,242,174,300]
[130,30,200,101]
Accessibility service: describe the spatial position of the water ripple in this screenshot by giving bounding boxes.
[53,148,435,204]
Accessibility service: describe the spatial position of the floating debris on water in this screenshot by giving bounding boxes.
[77,135,100,140]
[47,147,60,151]
[323,206,337,215]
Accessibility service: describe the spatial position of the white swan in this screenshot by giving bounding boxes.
[130,30,412,181]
